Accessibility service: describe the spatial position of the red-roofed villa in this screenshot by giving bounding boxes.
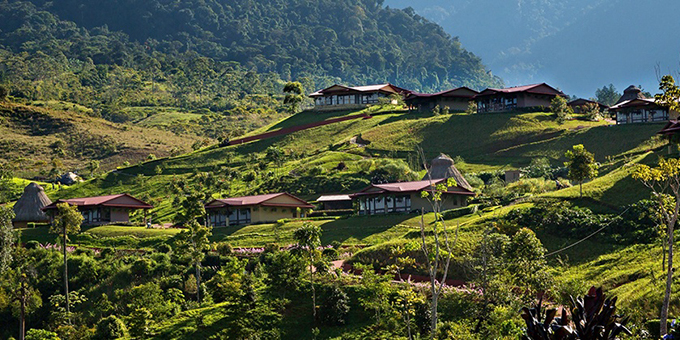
[43,194,153,225]
[309,83,411,111]
[350,179,475,216]
[475,83,567,113]
[205,193,313,227]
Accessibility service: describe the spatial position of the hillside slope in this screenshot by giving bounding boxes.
[51,109,664,222]
[0,101,203,178]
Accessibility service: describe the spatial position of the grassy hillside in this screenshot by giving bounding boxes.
[35,108,664,223]
[0,102,204,178]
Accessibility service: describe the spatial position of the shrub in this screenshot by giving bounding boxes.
[95,315,129,339]
[156,243,172,253]
[442,205,478,219]
[26,329,59,340]
[25,240,40,249]
[216,242,233,256]
[318,286,350,325]
[322,247,339,260]
[100,248,115,258]
[505,178,557,195]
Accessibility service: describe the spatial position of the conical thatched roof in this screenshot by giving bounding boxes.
[12,182,52,223]
[422,154,473,191]
[615,85,647,105]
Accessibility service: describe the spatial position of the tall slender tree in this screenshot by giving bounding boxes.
[48,203,83,323]
[283,81,305,114]
[176,192,211,303]
[293,223,322,320]
[418,148,459,338]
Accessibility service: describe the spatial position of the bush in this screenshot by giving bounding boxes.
[442,205,478,219]
[322,247,339,260]
[26,329,59,340]
[216,242,233,256]
[95,315,128,339]
[156,243,172,253]
[100,248,115,258]
[505,178,557,195]
[25,240,40,249]
[318,286,350,325]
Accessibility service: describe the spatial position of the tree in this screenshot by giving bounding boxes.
[564,144,598,197]
[25,329,59,340]
[0,206,16,272]
[283,81,304,114]
[595,84,621,106]
[655,75,680,112]
[95,315,129,339]
[293,223,322,320]
[582,102,601,121]
[550,96,572,124]
[633,157,680,336]
[418,148,459,338]
[177,219,211,303]
[48,203,83,323]
[318,286,350,326]
[466,101,477,114]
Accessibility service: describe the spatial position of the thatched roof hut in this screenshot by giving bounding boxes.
[12,182,52,227]
[422,154,473,191]
[615,85,647,105]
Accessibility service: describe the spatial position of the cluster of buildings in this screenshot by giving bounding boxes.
[12,155,475,228]
[309,83,679,125]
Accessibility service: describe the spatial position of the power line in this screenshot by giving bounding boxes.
[545,206,631,257]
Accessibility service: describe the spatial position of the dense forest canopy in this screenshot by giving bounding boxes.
[9,0,501,92]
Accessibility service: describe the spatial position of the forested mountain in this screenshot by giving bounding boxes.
[4,0,501,94]
[385,0,680,97]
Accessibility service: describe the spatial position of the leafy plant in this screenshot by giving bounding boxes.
[520,287,631,339]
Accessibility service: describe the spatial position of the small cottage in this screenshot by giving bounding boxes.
[475,83,567,113]
[42,194,153,226]
[351,179,475,216]
[611,85,678,124]
[205,193,313,227]
[12,183,52,228]
[316,195,353,211]
[309,83,411,111]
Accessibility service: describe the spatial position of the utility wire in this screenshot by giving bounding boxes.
[545,206,631,257]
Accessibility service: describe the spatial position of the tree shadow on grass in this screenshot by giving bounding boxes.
[318,213,418,245]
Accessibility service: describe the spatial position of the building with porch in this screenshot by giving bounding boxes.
[309,83,411,111]
[205,193,313,227]
[475,83,567,113]
[405,87,479,112]
[42,194,153,226]
[350,179,475,216]
[610,85,678,124]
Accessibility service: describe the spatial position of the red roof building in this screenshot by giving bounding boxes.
[309,83,411,111]
[205,193,313,227]
[43,194,153,225]
[475,83,566,113]
[350,179,475,215]
[405,87,479,112]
